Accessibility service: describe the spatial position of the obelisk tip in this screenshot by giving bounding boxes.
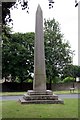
[38,4,41,8]
[37,4,42,11]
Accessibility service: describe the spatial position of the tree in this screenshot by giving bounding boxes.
[2,2,15,25]
[62,65,80,88]
[2,18,73,84]
[63,77,75,83]
[2,0,30,25]
[11,32,34,83]
[63,64,80,79]
[44,18,73,86]
[76,66,80,77]
[2,30,34,83]
[2,25,13,82]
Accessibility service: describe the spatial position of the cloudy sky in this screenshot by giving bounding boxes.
[10,0,78,65]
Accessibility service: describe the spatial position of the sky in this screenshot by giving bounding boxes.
[10,0,78,65]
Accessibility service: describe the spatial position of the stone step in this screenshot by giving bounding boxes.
[19,98,64,104]
[27,90,53,95]
[23,94,58,100]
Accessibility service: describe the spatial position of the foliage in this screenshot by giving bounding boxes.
[2,0,54,25]
[52,76,62,84]
[2,29,34,83]
[62,64,80,78]
[2,2,15,25]
[73,65,80,77]
[2,18,73,83]
[2,25,12,81]
[27,79,33,83]
[44,18,73,83]
[63,77,75,83]
[2,1,29,25]
[10,32,34,83]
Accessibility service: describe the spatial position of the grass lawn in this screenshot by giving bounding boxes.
[0,100,2,120]
[0,92,26,96]
[54,89,79,94]
[2,99,78,118]
[0,89,79,96]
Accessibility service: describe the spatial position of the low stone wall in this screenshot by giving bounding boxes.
[1,82,80,92]
[51,82,80,91]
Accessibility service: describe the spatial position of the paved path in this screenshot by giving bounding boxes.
[0,94,79,101]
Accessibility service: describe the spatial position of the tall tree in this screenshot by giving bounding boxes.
[11,32,34,83]
[2,31,34,82]
[2,25,12,82]
[44,18,73,85]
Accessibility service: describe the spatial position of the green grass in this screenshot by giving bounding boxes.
[0,89,79,96]
[54,89,79,94]
[2,99,78,118]
[0,100,2,119]
[0,92,26,96]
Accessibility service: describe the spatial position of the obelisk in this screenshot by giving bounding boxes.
[33,4,46,92]
[19,4,64,104]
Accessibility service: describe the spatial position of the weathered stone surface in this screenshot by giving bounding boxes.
[33,4,46,92]
[19,89,64,104]
[19,98,64,104]
[23,94,58,100]
[27,90,53,95]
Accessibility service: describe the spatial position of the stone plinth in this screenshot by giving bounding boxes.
[19,90,64,104]
[27,90,53,95]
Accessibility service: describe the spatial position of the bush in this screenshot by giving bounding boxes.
[26,79,33,83]
[63,77,75,83]
[52,76,62,84]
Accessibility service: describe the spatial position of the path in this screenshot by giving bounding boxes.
[0,94,79,101]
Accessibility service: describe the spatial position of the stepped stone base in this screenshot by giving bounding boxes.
[19,90,64,104]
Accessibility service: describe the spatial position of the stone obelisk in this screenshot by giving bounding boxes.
[33,4,46,92]
[19,4,63,104]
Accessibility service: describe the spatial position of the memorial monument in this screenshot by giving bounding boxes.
[19,4,63,104]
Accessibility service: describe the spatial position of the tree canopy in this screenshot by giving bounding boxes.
[2,18,74,83]
[2,30,34,82]
[62,64,80,79]
[44,18,73,83]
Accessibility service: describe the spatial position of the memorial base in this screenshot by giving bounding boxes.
[19,90,64,104]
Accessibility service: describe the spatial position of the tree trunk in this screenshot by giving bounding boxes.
[50,77,52,90]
